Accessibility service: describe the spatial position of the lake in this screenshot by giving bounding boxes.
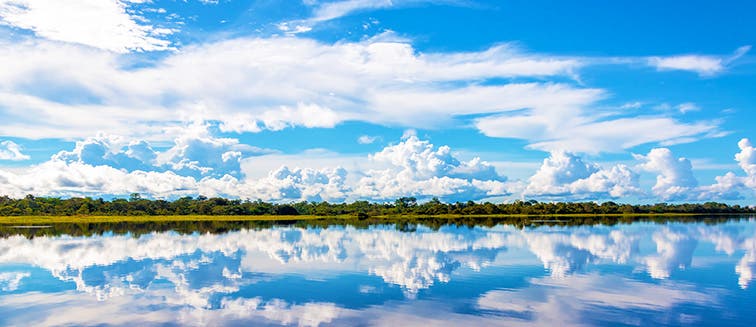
[1,217,755,326]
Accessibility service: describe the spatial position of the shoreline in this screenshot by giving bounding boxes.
[1,212,752,224]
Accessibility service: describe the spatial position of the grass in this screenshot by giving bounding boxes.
[0,212,740,224]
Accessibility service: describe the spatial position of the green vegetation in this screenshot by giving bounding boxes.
[0,194,754,221]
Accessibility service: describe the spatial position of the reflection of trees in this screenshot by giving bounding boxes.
[0,215,749,239]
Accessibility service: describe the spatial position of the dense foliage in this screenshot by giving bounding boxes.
[1,194,754,217]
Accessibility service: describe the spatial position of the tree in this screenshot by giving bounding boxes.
[129,193,142,202]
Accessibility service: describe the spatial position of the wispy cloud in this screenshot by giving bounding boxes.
[357,135,379,144]
[278,0,472,34]
[648,46,751,76]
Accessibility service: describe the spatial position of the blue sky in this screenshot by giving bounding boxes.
[0,0,755,204]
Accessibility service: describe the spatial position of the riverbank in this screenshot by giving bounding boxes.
[0,212,747,224]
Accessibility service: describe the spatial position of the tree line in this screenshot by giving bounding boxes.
[1,194,754,217]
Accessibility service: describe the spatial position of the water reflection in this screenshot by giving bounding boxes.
[1,218,755,326]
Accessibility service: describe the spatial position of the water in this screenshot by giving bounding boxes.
[1,218,756,326]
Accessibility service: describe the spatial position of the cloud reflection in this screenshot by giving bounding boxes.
[0,220,754,325]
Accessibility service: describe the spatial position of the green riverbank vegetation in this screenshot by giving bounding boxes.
[1,194,754,219]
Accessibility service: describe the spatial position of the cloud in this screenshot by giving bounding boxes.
[636,148,698,201]
[0,35,585,140]
[524,151,640,199]
[475,109,717,153]
[0,33,724,154]
[51,125,271,179]
[3,133,754,202]
[0,271,30,291]
[735,138,756,188]
[280,0,467,33]
[0,140,29,161]
[200,166,351,202]
[648,46,751,76]
[635,139,756,201]
[218,103,341,133]
[354,135,512,201]
[357,135,379,144]
[696,138,756,200]
[0,134,513,202]
[0,0,173,52]
[0,160,199,199]
[677,102,700,113]
[155,122,270,179]
[308,0,395,23]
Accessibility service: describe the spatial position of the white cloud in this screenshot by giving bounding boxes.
[476,110,717,153]
[0,33,723,155]
[282,0,463,33]
[0,140,29,161]
[0,160,199,199]
[0,35,587,140]
[354,135,512,201]
[697,138,756,200]
[736,138,756,188]
[648,46,751,76]
[155,122,270,178]
[636,148,698,201]
[677,102,700,113]
[50,125,271,179]
[524,151,640,199]
[0,271,30,291]
[357,135,379,144]
[0,134,513,202]
[0,0,173,52]
[635,139,756,201]
[308,0,396,23]
[218,103,341,133]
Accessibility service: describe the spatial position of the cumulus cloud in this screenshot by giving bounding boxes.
[0,140,29,161]
[735,138,756,188]
[648,46,751,76]
[354,135,512,201]
[200,166,351,202]
[0,133,512,202]
[635,139,756,201]
[636,148,698,201]
[155,123,270,178]
[524,151,640,199]
[0,0,173,52]
[0,160,198,199]
[52,125,271,179]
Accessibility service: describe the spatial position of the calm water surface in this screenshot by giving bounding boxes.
[1,218,756,326]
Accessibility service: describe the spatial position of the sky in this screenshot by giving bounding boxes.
[0,0,755,204]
